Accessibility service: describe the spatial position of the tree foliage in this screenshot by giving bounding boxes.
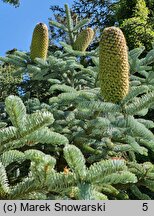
[1,0,20,7]
[49,0,154,51]
[120,0,154,51]
[0,3,154,200]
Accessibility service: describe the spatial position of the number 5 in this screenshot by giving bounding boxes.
[142,203,148,211]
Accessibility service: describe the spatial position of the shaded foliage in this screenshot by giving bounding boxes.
[2,0,20,7]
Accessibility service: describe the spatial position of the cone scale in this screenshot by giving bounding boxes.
[99,27,129,103]
[30,23,49,61]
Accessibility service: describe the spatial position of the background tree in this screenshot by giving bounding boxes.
[118,0,154,51]
[49,0,154,51]
[49,0,118,50]
[72,0,118,28]
[1,0,20,7]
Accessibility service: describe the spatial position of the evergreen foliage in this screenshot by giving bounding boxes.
[0,63,21,101]
[2,0,19,7]
[50,1,154,51]
[0,3,154,200]
[118,0,154,51]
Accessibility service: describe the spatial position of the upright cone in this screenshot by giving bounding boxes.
[73,28,94,51]
[30,23,49,61]
[99,27,129,103]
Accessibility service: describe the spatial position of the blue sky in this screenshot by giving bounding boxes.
[0,0,73,56]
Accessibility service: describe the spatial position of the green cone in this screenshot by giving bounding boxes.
[73,28,94,51]
[99,27,129,103]
[30,23,49,61]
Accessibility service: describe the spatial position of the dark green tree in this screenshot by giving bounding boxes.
[145,0,154,28]
[72,0,118,28]
[120,0,154,51]
[1,0,20,7]
[49,0,154,51]
[49,1,118,47]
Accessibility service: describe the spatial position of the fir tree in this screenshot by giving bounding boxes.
[119,0,154,51]
[0,3,154,200]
